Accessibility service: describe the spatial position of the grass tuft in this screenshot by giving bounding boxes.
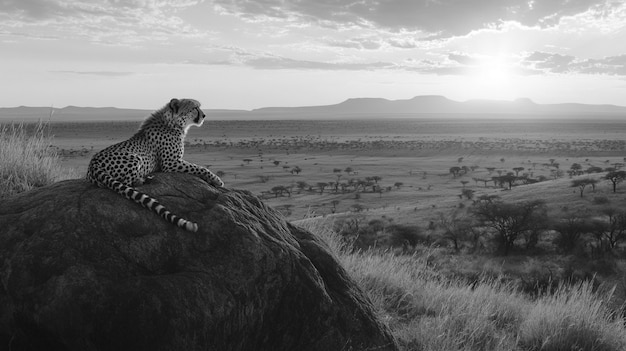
[519,282,626,351]
[0,121,77,197]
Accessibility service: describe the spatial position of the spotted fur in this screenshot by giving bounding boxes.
[86,98,224,232]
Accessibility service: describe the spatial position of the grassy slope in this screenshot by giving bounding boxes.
[296,217,626,351]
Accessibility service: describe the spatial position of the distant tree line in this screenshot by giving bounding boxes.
[337,194,626,257]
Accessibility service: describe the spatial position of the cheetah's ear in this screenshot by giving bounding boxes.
[169,98,180,114]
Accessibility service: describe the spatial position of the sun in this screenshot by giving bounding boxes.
[482,60,510,85]
[469,56,518,99]
[477,56,512,85]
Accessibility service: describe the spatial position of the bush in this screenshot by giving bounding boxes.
[0,122,75,197]
[388,224,426,248]
[593,196,611,205]
[552,216,593,253]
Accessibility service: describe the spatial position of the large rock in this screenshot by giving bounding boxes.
[0,173,398,351]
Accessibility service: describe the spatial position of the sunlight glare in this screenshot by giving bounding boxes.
[469,56,518,100]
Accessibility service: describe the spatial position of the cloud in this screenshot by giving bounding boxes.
[0,30,59,40]
[189,45,626,77]
[0,0,205,44]
[0,0,68,20]
[213,0,610,38]
[242,55,474,74]
[326,37,382,50]
[523,51,626,75]
[52,70,135,77]
[325,40,362,50]
[0,0,203,20]
[387,38,419,49]
[246,50,626,77]
[243,55,395,71]
[576,55,626,75]
[188,47,477,75]
[448,53,480,66]
[523,51,576,73]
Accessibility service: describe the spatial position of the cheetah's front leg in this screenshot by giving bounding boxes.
[164,160,224,188]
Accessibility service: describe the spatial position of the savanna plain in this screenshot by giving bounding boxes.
[4,116,626,350]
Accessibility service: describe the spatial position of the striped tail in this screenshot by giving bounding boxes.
[91,170,198,232]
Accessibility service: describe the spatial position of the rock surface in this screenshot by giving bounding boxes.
[0,173,398,351]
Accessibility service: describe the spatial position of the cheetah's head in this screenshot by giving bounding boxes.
[168,98,206,132]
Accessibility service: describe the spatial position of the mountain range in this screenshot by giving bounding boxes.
[1,96,625,121]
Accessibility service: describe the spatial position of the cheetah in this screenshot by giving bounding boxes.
[86,98,224,232]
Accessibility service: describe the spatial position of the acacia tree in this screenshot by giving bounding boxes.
[331,200,340,213]
[571,178,598,197]
[494,173,517,189]
[472,198,547,255]
[513,167,525,176]
[327,181,336,193]
[449,166,461,178]
[586,166,603,174]
[316,182,329,194]
[461,188,474,200]
[553,215,593,253]
[569,163,583,176]
[270,186,290,198]
[438,212,474,252]
[600,207,626,250]
[475,178,489,187]
[339,182,349,193]
[290,166,302,175]
[605,170,626,193]
[296,181,308,193]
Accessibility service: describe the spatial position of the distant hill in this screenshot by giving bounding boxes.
[1,96,625,121]
[254,96,626,117]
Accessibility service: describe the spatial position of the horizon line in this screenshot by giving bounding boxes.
[2,95,626,111]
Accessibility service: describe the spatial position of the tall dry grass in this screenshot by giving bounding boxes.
[295,216,626,351]
[0,121,76,197]
[519,282,624,351]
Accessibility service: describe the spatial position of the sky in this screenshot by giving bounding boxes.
[0,0,625,110]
